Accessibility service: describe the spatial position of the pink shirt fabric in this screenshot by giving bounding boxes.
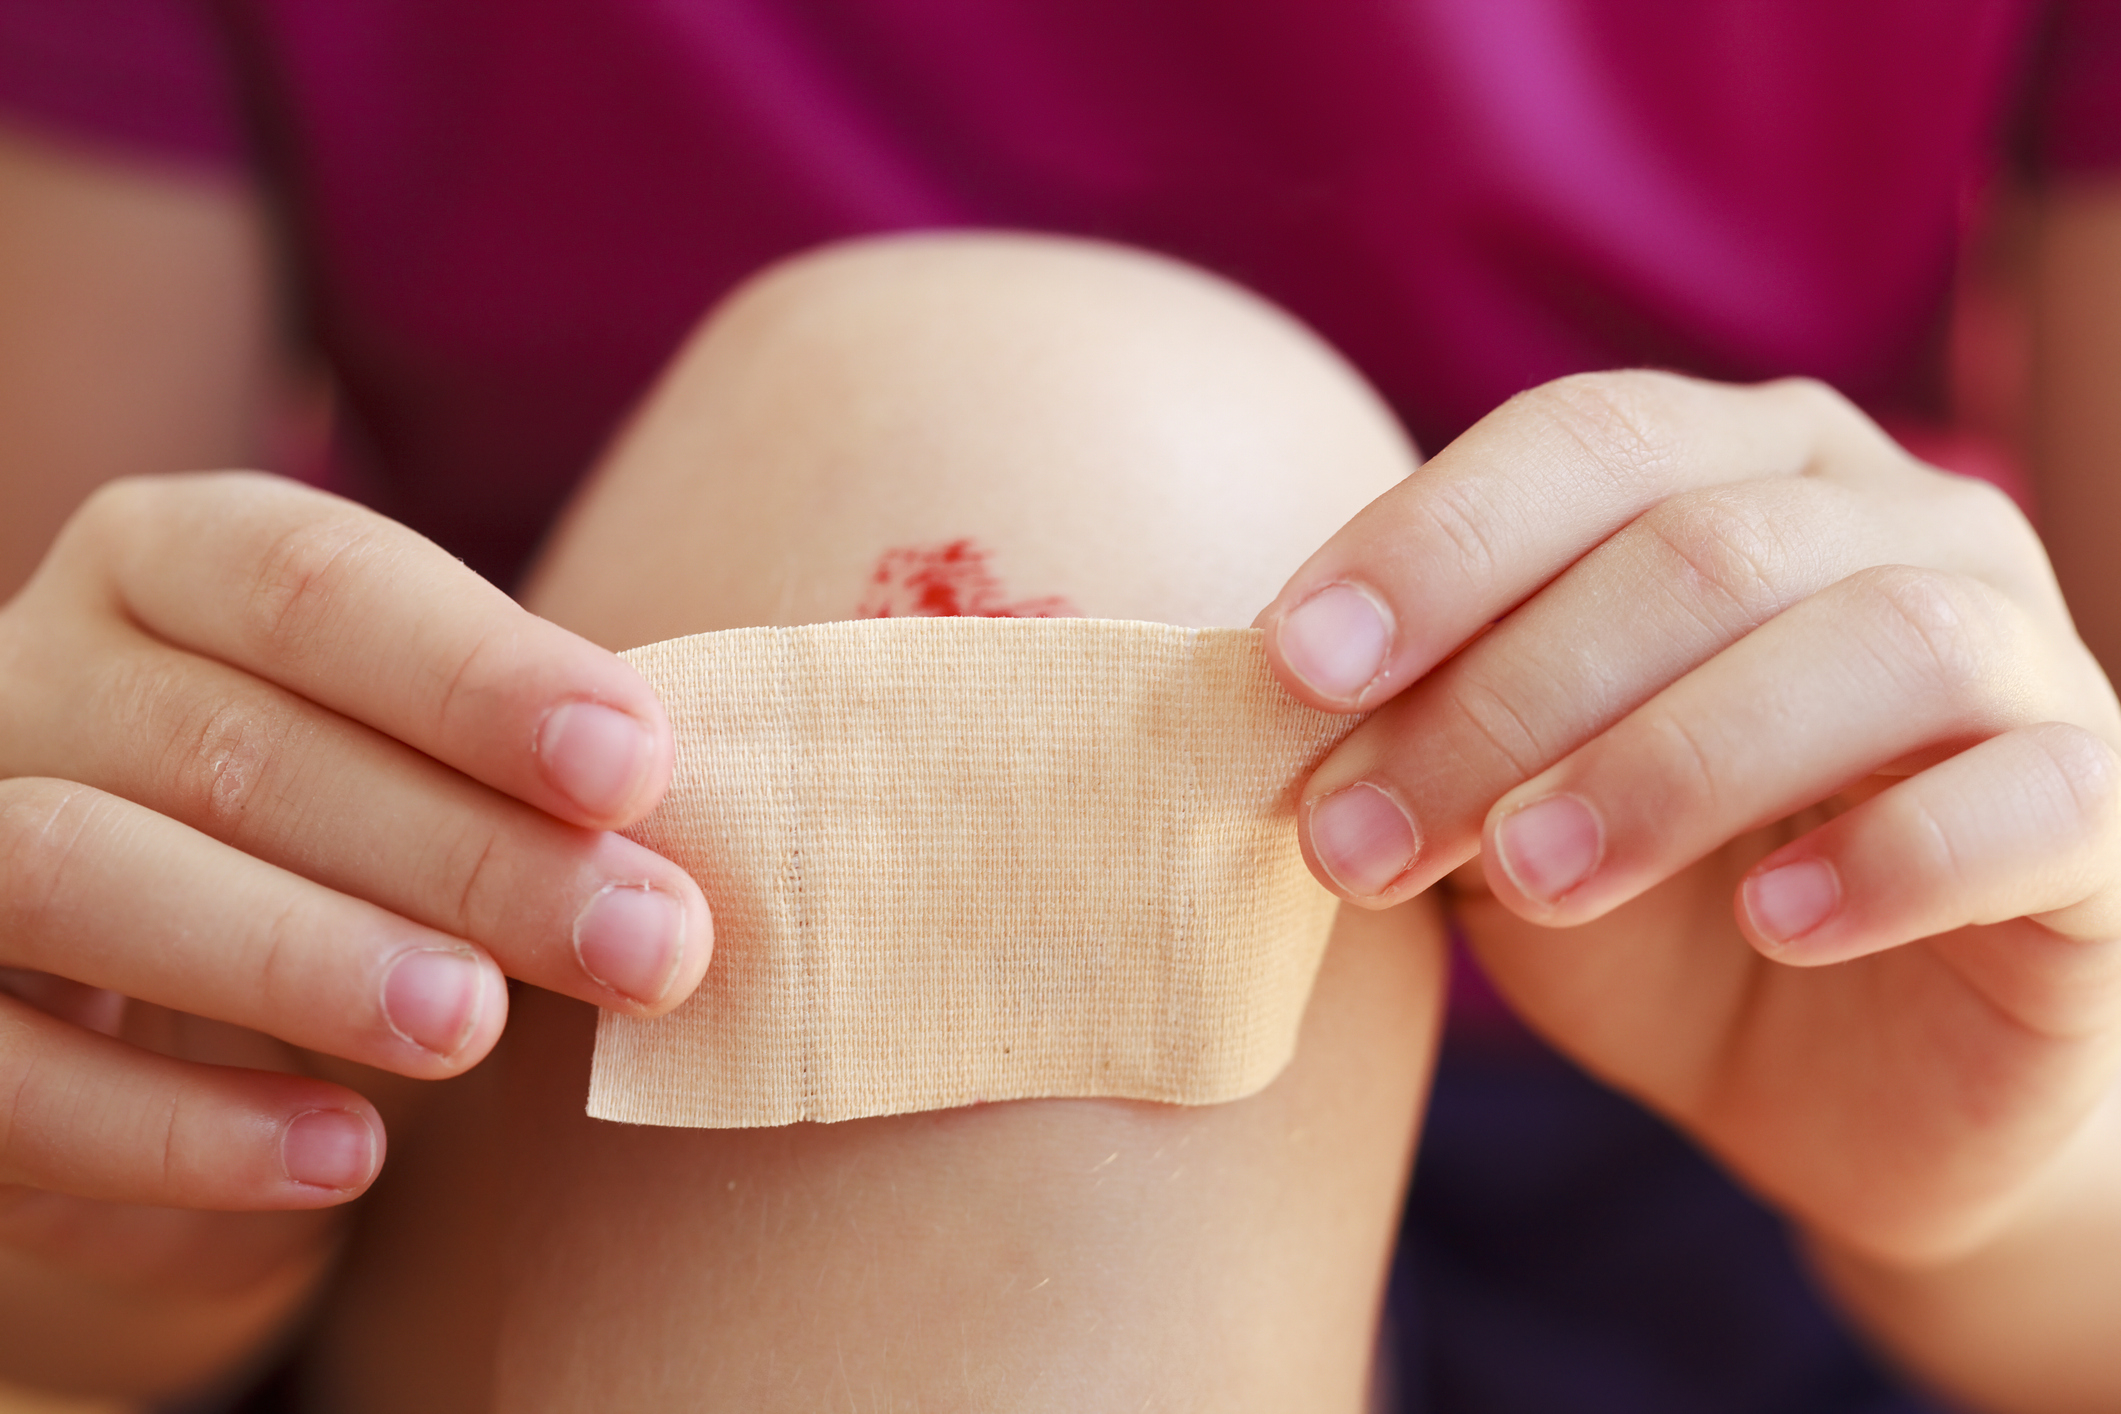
[7,11,2121,1410]
[2,1,2116,589]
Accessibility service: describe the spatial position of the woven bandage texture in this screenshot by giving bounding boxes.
[589,618,1358,1127]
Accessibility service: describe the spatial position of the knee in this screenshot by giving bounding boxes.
[689,231,1411,478]
[530,233,1418,640]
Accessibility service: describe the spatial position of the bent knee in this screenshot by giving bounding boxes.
[532,232,1418,639]
[710,231,1415,479]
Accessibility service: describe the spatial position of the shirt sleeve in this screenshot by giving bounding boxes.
[0,0,244,169]
[2026,0,2121,176]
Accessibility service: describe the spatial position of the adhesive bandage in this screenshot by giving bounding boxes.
[589,618,1358,1127]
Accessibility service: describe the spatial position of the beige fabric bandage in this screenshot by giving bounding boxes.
[589,618,1360,1128]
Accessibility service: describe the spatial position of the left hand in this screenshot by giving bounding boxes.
[1258,371,2121,1266]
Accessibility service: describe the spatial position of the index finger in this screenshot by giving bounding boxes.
[66,472,670,831]
[1254,373,1889,710]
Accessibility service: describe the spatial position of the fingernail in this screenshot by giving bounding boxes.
[1743,859,1840,947]
[282,1109,378,1191]
[1308,783,1419,898]
[538,702,654,820]
[382,948,487,1057]
[1277,583,1393,705]
[1495,795,1603,904]
[574,883,687,1005]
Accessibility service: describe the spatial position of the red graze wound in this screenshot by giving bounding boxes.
[860,539,1081,618]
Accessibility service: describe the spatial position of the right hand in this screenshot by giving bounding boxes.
[0,472,710,1243]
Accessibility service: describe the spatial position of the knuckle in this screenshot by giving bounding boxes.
[1773,377,1893,461]
[88,650,296,843]
[39,475,159,576]
[154,1092,182,1188]
[1516,371,1688,489]
[70,474,157,536]
[248,896,312,1018]
[240,512,392,667]
[0,1029,46,1179]
[1411,475,1503,580]
[2021,722,2121,838]
[1937,469,2027,532]
[161,689,289,840]
[1763,378,1902,473]
[0,779,109,945]
[157,1083,253,1197]
[185,701,275,834]
[1878,786,1964,884]
[1641,709,1723,815]
[1936,474,2054,587]
[1766,375,1860,427]
[1842,566,2009,713]
[431,819,507,939]
[431,618,516,743]
[1438,671,1547,779]
[1632,489,1803,627]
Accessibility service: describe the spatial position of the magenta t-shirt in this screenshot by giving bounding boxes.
[5,8,2121,1411]
[3,1,2117,587]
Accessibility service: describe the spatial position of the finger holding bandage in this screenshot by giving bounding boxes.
[1257,368,2121,1272]
[0,472,711,1212]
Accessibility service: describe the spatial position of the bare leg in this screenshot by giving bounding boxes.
[325,235,1443,1412]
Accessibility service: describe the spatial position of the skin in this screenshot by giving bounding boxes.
[1268,373,2120,1251]
[1800,179,2121,1414]
[1256,204,2121,1412]
[0,118,2119,1411]
[476,238,1437,1413]
[0,148,1443,1409]
[0,123,313,1398]
[0,124,712,1398]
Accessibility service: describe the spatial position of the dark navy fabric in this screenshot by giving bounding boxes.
[1387,1025,1960,1414]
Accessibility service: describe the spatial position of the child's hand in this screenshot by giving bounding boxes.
[1260,372,2121,1266]
[0,474,709,1269]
